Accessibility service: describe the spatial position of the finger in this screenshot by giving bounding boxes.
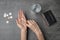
[26,20,32,26]
[16,19,22,28]
[29,20,35,22]
[18,10,21,22]
[18,10,23,20]
[21,18,26,22]
[27,20,34,24]
[31,20,37,24]
[21,10,26,21]
[29,20,38,27]
[18,10,21,19]
[16,19,20,26]
[32,20,36,23]
[17,17,20,23]
[19,10,26,22]
[18,10,24,22]
[29,20,34,25]
[16,18,25,27]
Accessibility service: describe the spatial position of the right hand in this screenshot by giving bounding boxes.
[27,20,42,34]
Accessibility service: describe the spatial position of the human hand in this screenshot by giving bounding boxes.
[16,10,27,31]
[27,20,44,40]
[27,20,42,33]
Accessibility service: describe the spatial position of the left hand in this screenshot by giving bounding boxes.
[16,10,27,31]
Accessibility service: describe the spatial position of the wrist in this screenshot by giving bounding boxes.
[21,28,27,32]
[35,30,42,35]
[34,26,42,34]
[21,28,27,40]
[34,29,44,40]
[21,27,27,31]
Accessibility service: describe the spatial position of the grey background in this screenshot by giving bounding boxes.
[0,0,60,40]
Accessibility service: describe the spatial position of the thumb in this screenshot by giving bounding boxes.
[26,21,30,27]
[26,22,29,27]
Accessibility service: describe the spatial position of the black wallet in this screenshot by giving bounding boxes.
[42,10,57,26]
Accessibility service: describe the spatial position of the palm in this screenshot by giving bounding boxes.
[16,10,27,30]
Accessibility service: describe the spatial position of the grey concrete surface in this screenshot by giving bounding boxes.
[0,0,60,40]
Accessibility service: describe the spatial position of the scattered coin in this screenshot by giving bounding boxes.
[9,12,12,15]
[6,21,9,24]
[9,16,13,19]
[6,14,9,17]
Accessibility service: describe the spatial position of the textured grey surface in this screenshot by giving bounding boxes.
[0,0,60,40]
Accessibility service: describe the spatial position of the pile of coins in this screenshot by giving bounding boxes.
[3,12,13,24]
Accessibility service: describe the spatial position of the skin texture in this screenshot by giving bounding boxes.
[27,20,44,40]
[16,9,44,40]
[16,10,27,40]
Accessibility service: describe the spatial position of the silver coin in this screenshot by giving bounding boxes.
[9,12,12,15]
[6,21,9,24]
[31,4,41,13]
